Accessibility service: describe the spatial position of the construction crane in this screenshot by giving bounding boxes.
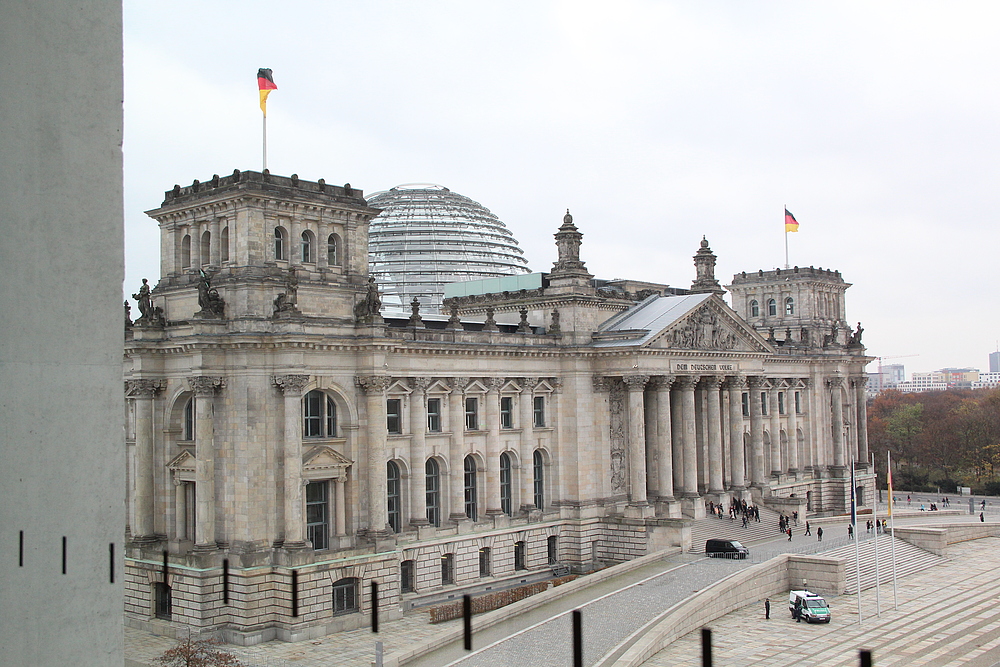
[874,354,919,392]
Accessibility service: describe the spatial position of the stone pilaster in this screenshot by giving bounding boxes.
[623,374,650,510]
[485,377,504,516]
[356,375,392,537]
[448,377,470,523]
[125,379,164,542]
[408,377,431,526]
[747,377,767,487]
[726,376,747,490]
[189,375,225,551]
[854,376,869,465]
[703,376,725,494]
[274,374,309,548]
[519,377,539,512]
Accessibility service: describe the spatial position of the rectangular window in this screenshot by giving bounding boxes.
[332,578,358,615]
[795,391,802,414]
[441,553,454,585]
[401,560,415,593]
[305,481,329,550]
[533,396,545,428]
[154,582,172,620]
[427,398,441,432]
[386,398,402,434]
[778,392,785,415]
[547,536,558,565]
[479,547,491,577]
[500,396,513,429]
[741,392,749,417]
[465,397,479,431]
[760,392,768,416]
[514,541,526,571]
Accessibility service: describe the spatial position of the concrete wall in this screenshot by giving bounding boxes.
[0,2,124,665]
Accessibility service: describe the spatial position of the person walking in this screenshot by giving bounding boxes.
[817,526,823,541]
[848,523,854,538]
[765,598,771,619]
[787,527,793,541]
[805,521,811,536]
[981,512,985,522]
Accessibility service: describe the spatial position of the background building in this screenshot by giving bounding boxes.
[990,351,1000,373]
[123,172,872,644]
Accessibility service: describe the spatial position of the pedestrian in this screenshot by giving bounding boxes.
[787,527,792,541]
[981,512,985,522]
[817,526,823,541]
[765,598,771,619]
[848,523,853,538]
[982,499,987,511]
[805,521,811,536]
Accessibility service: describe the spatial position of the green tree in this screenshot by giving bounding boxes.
[885,403,924,469]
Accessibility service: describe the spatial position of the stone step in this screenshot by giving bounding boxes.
[822,534,944,593]
[689,504,791,552]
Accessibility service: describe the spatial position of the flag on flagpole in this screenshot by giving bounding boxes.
[258,68,277,116]
[785,208,799,232]
[886,454,894,518]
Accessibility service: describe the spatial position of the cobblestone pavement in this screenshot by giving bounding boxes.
[124,513,982,667]
[643,537,1000,667]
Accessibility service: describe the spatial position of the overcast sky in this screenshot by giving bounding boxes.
[123,1,1000,377]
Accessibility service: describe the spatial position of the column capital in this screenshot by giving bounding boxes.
[125,379,165,398]
[699,375,725,390]
[725,375,747,390]
[273,374,310,395]
[408,377,432,394]
[520,377,540,392]
[485,377,505,392]
[675,375,699,391]
[592,375,611,392]
[622,374,650,391]
[188,376,225,396]
[747,375,767,389]
[650,374,676,391]
[450,376,470,393]
[355,375,391,395]
[826,376,845,389]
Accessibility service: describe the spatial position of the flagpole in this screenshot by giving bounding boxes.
[784,205,790,268]
[263,113,267,172]
[872,452,881,617]
[852,458,862,624]
[888,450,899,610]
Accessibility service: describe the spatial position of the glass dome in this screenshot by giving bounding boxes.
[366,184,531,312]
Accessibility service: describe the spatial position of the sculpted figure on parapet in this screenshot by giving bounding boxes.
[354,276,383,324]
[196,270,226,318]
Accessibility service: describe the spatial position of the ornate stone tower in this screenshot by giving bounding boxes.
[547,209,594,294]
[689,237,725,295]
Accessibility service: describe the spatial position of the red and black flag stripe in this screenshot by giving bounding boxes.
[258,68,277,115]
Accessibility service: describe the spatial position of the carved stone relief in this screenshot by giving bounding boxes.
[609,380,627,493]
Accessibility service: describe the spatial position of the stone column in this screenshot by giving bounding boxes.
[828,376,846,469]
[334,477,347,536]
[854,376,870,464]
[748,377,766,486]
[448,377,470,522]
[485,377,504,516]
[847,379,859,466]
[800,379,814,472]
[192,222,203,268]
[726,376,746,490]
[704,376,725,495]
[623,374,650,506]
[274,374,310,547]
[174,480,187,541]
[768,384,782,477]
[290,217,301,267]
[677,376,699,497]
[356,375,391,536]
[520,378,538,512]
[670,386,684,496]
[209,217,221,266]
[126,379,163,542]
[786,382,800,475]
[654,376,675,500]
[318,218,330,270]
[189,376,225,550]
[408,378,431,526]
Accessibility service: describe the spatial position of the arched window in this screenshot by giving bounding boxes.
[301,230,315,263]
[274,227,287,261]
[303,390,337,437]
[181,234,191,268]
[785,297,795,316]
[387,461,401,533]
[332,577,359,615]
[500,453,512,516]
[220,226,229,263]
[767,299,777,316]
[464,456,477,521]
[749,300,759,317]
[533,450,544,510]
[425,459,440,527]
[327,234,340,266]
[201,230,211,265]
[182,397,194,441]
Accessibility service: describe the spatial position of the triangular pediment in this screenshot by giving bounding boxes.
[386,379,412,395]
[644,296,773,353]
[167,450,196,472]
[500,379,522,394]
[303,445,353,472]
[426,379,452,394]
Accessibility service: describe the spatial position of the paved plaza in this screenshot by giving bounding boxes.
[124,512,995,667]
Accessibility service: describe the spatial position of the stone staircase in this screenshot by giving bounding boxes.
[688,504,789,552]
[823,533,944,593]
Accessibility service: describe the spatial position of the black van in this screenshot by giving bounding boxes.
[705,539,749,559]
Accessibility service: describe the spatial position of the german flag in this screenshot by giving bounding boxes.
[258,68,277,116]
[784,208,799,233]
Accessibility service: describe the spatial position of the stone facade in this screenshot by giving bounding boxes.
[123,171,873,643]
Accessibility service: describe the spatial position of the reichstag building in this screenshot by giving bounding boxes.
[123,170,872,643]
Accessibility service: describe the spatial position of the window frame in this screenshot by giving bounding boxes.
[301,230,315,263]
[274,226,287,261]
[400,560,415,593]
[441,553,454,585]
[767,298,777,317]
[387,461,402,533]
[479,547,491,577]
[154,582,172,620]
[741,392,749,417]
[425,459,440,527]
[533,450,544,510]
[305,480,329,550]
[785,296,795,316]
[500,452,512,516]
[386,398,402,435]
[500,396,513,429]
[303,390,337,438]
[749,299,759,317]
[533,395,545,428]
[426,397,441,432]
[465,397,479,431]
[327,233,340,266]
[514,541,526,571]
[547,535,558,565]
[182,397,194,441]
[332,577,359,615]
[464,455,477,521]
